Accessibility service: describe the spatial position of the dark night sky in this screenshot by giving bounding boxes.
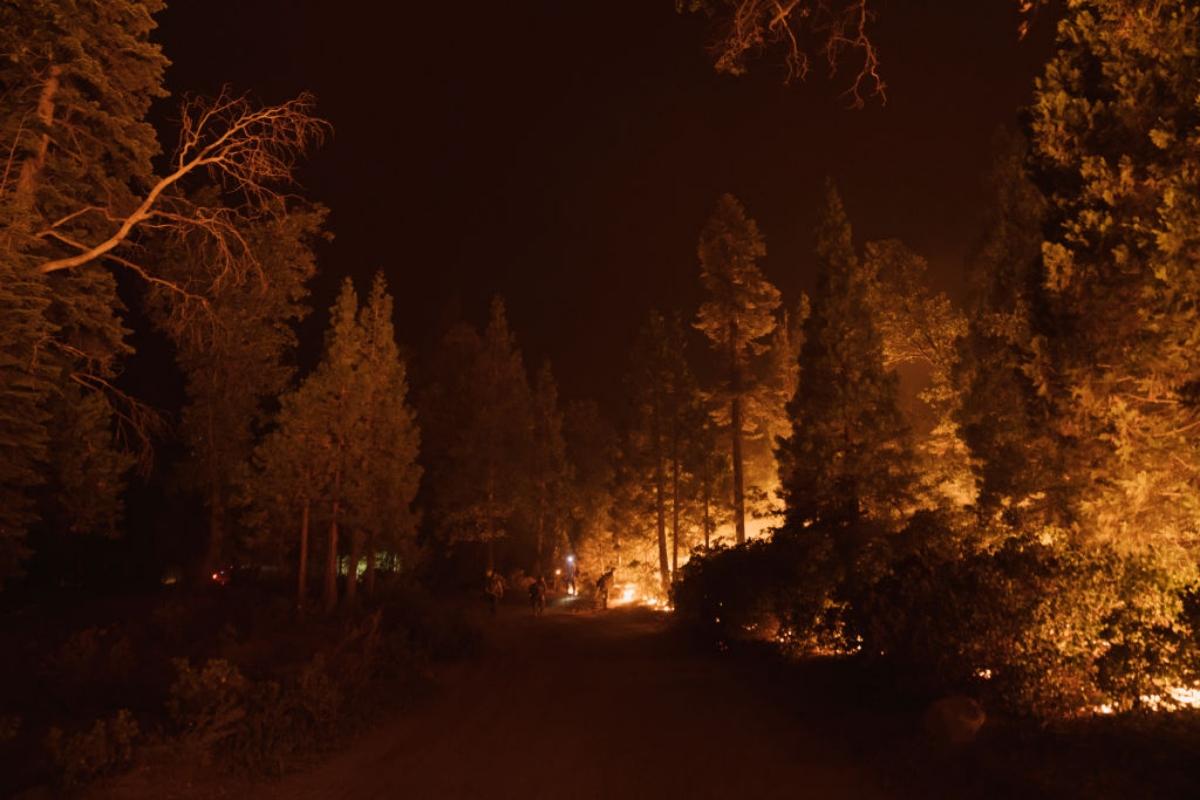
[153,1,1056,408]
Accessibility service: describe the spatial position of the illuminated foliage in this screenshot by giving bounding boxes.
[252,276,421,611]
[863,238,971,510]
[1030,0,1200,552]
[0,257,51,582]
[695,194,781,544]
[778,181,915,537]
[423,297,533,571]
[341,274,422,603]
[628,311,706,590]
[955,133,1068,534]
[0,1,326,581]
[0,0,167,575]
[152,206,327,575]
[249,383,330,612]
[562,399,617,567]
[528,363,571,574]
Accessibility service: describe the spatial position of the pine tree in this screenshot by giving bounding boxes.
[863,238,971,509]
[418,319,483,551]
[529,363,571,574]
[436,297,532,572]
[629,311,675,590]
[248,385,332,612]
[689,414,731,550]
[695,194,781,544]
[751,297,808,519]
[153,207,327,577]
[1028,0,1200,550]
[563,399,617,563]
[954,133,1067,535]
[268,280,369,612]
[779,182,915,539]
[0,0,169,573]
[662,315,705,576]
[360,352,421,594]
[0,257,52,583]
[342,273,422,604]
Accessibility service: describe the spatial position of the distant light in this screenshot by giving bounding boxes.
[566,555,575,564]
[555,568,562,575]
[211,572,219,581]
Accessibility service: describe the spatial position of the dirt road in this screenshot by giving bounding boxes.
[258,602,884,800]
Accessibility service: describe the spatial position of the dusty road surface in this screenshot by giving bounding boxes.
[263,602,882,800]
[97,602,888,800]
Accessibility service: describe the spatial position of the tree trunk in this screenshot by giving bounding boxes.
[297,499,310,613]
[14,64,61,209]
[730,394,746,545]
[344,529,364,607]
[703,483,712,550]
[654,443,670,596]
[324,470,342,613]
[729,318,746,545]
[364,534,377,595]
[671,426,680,580]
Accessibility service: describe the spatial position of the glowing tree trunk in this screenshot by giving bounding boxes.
[729,319,747,545]
[703,487,712,550]
[654,420,670,595]
[324,470,341,613]
[696,195,776,548]
[671,429,681,578]
[657,455,676,594]
[14,65,61,208]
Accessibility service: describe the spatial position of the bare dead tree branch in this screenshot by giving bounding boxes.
[33,88,329,289]
[682,1,1051,104]
[0,111,31,200]
[681,0,885,104]
[70,371,164,475]
[50,341,165,474]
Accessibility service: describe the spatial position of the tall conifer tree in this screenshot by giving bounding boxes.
[695,194,781,544]
[779,182,915,539]
[433,298,532,571]
[342,273,422,603]
[529,363,571,574]
[154,208,327,575]
[1030,0,1200,549]
[0,0,168,573]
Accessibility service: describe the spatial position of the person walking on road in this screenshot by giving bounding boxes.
[485,570,505,616]
[595,568,614,611]
[529,574,548,615]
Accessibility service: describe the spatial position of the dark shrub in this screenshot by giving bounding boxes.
[44,709,139,788]
[855,533,1200,719]
[674,530,846,653]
